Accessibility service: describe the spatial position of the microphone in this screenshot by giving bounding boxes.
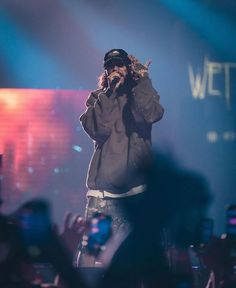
[105,70,121,90]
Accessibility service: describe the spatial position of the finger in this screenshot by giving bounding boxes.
[108,72,120,80]
[71,214,82,228]
[77,222,86,234]
[63,211,72,230]
[75,217,84,230]
[128,54,138,63]
[109,72,121,77]
[114,81,121,90]
[144,59,152,68]
[128,54,135,60]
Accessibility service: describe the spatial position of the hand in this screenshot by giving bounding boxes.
[60,212,85,256]
[128,54,151,79]
[107,71,125,91]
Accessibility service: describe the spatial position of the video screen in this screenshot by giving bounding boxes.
[0,89,91,223]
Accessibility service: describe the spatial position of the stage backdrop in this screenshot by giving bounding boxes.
[0,89,91,224]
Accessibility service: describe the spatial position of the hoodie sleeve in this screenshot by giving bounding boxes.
[130,76,164,124]
[79,89,117,143]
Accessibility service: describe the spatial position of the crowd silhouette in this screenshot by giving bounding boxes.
[0,152,235,288]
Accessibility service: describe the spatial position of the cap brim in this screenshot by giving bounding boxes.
[104,57,126,68]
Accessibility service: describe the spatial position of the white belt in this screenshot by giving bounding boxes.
[87,184,146,199]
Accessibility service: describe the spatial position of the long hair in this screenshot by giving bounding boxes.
[98,71,108,89]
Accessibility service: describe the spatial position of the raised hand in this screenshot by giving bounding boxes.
[60,212,85,257]
[128,54,151,79]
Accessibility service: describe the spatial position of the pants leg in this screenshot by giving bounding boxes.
[77,196,131,267]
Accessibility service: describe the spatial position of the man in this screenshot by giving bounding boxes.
[79,49,164,267]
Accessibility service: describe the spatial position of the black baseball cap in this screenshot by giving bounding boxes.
[104,49,131,68]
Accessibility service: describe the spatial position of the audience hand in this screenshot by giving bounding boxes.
[60,212,85,257]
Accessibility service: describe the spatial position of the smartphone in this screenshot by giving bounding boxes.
[17,200,51,247]
[86,212,112,256]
